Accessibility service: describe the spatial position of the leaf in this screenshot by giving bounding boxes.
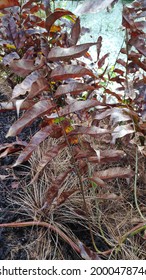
[55,188,78,207]
[3,52,20,66]
[6,100,55,137]
[46,9,74,32]
[13,125,60,167]
[0,0,20,9]
[70,17,81,45]
[98,53,109,68]
[96,193,122,200]
[27,77,49,99]
[88,176,107,188]
[50,65,95,81]
[96,36,102,60]
[110,108,132,125]
[112,124,134,144]
[69,125,110,137]
[54,82,94,98]
[48,43,97,62]
[75,0,115,15]
[116,58,126,67]
[59,100,102,116]
[0,141,27,158]
[9,57,45,78]
[76,148,126,164]
[78,241,101,260]
[12,71,40,99]
[43,169,72,209]
[31,142,67,183]
[93,166,134,180]
[130,37,146,57]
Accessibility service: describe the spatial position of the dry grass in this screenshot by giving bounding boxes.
[8,134,146,260]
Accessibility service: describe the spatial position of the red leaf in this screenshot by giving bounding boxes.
[0,0,20,9]
[116,59,126,67]
[70,17,81,45]
[112,124,134,144]
[50,65,95,80]
[55,188,78,207]
[90,150,125,164]
[46,9,74,32]
[31,142,67,182]
[93,166,134,180]
[9,57,45,78]
[69,125,110,137]
[57,100,102,116]
[13,125,60,166]
[12,71,40,99]
[54,82,94,98]
[97,36,102,60]
[43,169,72,209]
[98,53,109,68]
[27,77,49,99]
[48,43,97,62]
[78,241,101,260]
[6,100,55,137]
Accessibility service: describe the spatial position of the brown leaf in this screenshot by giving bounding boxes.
[27,77,49,99]
[78,241,101,260]
[55,82,94,98]
[71,17,81,45]
[57,100,101,116]
[43,169,71,209]
[112,124,134,144]
[98,53,109,68]
[12,71,40,99]
[31,142,67,182]
[9,57,45,78]
[96,193,122,200]
[69,125,110,137]
[0,141,27,158]
[6,100,55,137]
[87,177,107,188]
[0,0,19,9]
[55,188,78,207]
[93,167,134,180]
[13,125,60,167]
[46,9,74,32]
[50,65,95,80]
[3,52,20,66]
[97,36,102,60]
[48,43,97,62]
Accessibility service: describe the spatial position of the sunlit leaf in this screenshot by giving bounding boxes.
[112,124,134,144]
[48,43,97,62]
[54,82,94,98]
[12,71,40,99]
[50,65,95,80]
[46,9,74,32]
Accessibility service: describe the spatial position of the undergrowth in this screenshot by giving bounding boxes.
[0,0,145,259]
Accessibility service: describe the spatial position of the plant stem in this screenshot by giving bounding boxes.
[134,147,145,220]
[0,220,80,254]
